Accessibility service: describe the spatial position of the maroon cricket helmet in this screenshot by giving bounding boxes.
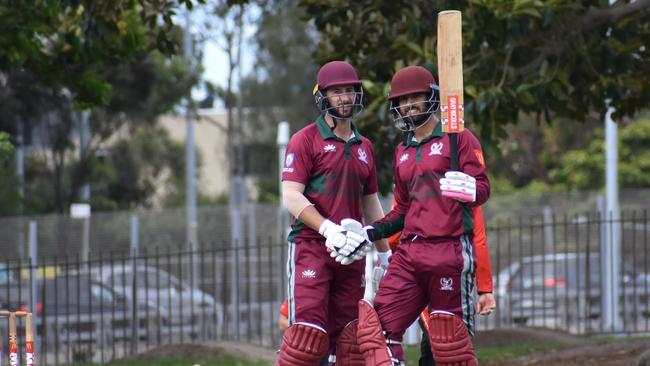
[388,66,437,101]
[388,66,440,131]
[313,61,364,120]
[315,61,362,92]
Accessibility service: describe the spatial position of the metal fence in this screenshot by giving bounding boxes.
[0,240,288,365]
[0,209,648,365]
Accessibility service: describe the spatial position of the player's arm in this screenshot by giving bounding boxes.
[282,180,325,231]
[458,131,490,206]
[440,131,490,205]
[361,193,390,253]
[473,206,496,315]
[365,154,408,241]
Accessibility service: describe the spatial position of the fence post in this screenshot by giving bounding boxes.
[130,215,139,354]
[28,220,38,355]
[543,206,554,254]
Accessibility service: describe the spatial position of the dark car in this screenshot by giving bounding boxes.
[496,253,649,330]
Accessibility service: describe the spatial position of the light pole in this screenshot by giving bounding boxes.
[184,7,199,286]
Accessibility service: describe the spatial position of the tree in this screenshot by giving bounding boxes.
[202,1,248,179]
[0,1,206,215]
[0,132,19,216]
[549,118,650,190]
[298,0,650,191]
[0,0,205,107]
[238,0,320,201]
[15,48,197,214]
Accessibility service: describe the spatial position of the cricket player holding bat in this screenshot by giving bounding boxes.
[345,11,489,366]
[352,63,489,366]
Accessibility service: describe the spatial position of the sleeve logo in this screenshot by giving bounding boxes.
[473,149,485,166]
[283,153,295,173]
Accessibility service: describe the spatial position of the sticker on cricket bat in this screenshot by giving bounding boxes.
[437,10,465,133]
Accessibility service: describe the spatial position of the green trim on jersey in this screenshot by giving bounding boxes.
[416,144,423,162]
[402,121,444,149]
[373,214,405,239]
[462,205,473,235]
[287,220,306,242]
[315,116,363,160]
[305,175,327,194]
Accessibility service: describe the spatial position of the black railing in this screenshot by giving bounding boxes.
[481,210,650,335]
[0,210,648,365]
[0,240,287,365]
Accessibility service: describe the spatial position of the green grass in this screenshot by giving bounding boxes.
[71,357,269,366]
[404,340,570,365]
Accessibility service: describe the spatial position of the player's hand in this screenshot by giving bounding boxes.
[319,219,367,265]
[439,171,476,203]
[340,218,373,262]
[476,293,496,316]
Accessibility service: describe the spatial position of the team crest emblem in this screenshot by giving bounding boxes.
[440,277,453,291]
[358,148,368,164]
[429,142,443,156]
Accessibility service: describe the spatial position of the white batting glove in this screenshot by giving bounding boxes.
[364,250,391,304]
[439,171,476,203]
[377,250,392,269]
[340,218,373,262]
[319,219,366,265]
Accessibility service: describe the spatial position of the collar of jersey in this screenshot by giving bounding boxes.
[316,115,362,144]
[402,121,444,149]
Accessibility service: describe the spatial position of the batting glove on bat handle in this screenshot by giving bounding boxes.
[440,171,476,203]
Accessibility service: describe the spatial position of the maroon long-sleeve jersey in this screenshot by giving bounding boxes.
[373,122,490,240]
[282,116,379,242]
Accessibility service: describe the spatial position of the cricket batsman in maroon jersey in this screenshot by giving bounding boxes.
[346,66,490,366]
[275,60,391,366]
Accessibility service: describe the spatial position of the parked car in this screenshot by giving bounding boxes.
[496,252,649,328]
[89,264,221,340]
[0,272,160,359]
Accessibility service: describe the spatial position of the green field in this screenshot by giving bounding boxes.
[64,332,648,366]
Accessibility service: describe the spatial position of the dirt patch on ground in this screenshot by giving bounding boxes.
[474,327,591,348]
[477,328,650,366]
[496,339,650,366]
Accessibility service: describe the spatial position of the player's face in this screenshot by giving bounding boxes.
[324,85,357,118]
[398,93,428,117]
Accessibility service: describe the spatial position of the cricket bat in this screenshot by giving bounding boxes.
[437,10,464,133]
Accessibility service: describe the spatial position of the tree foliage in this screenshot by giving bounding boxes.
[0,0,204,107]
[298,0,650,191]
[237,0,319,200]
[0,1,202,215]
[550,118,650,190]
